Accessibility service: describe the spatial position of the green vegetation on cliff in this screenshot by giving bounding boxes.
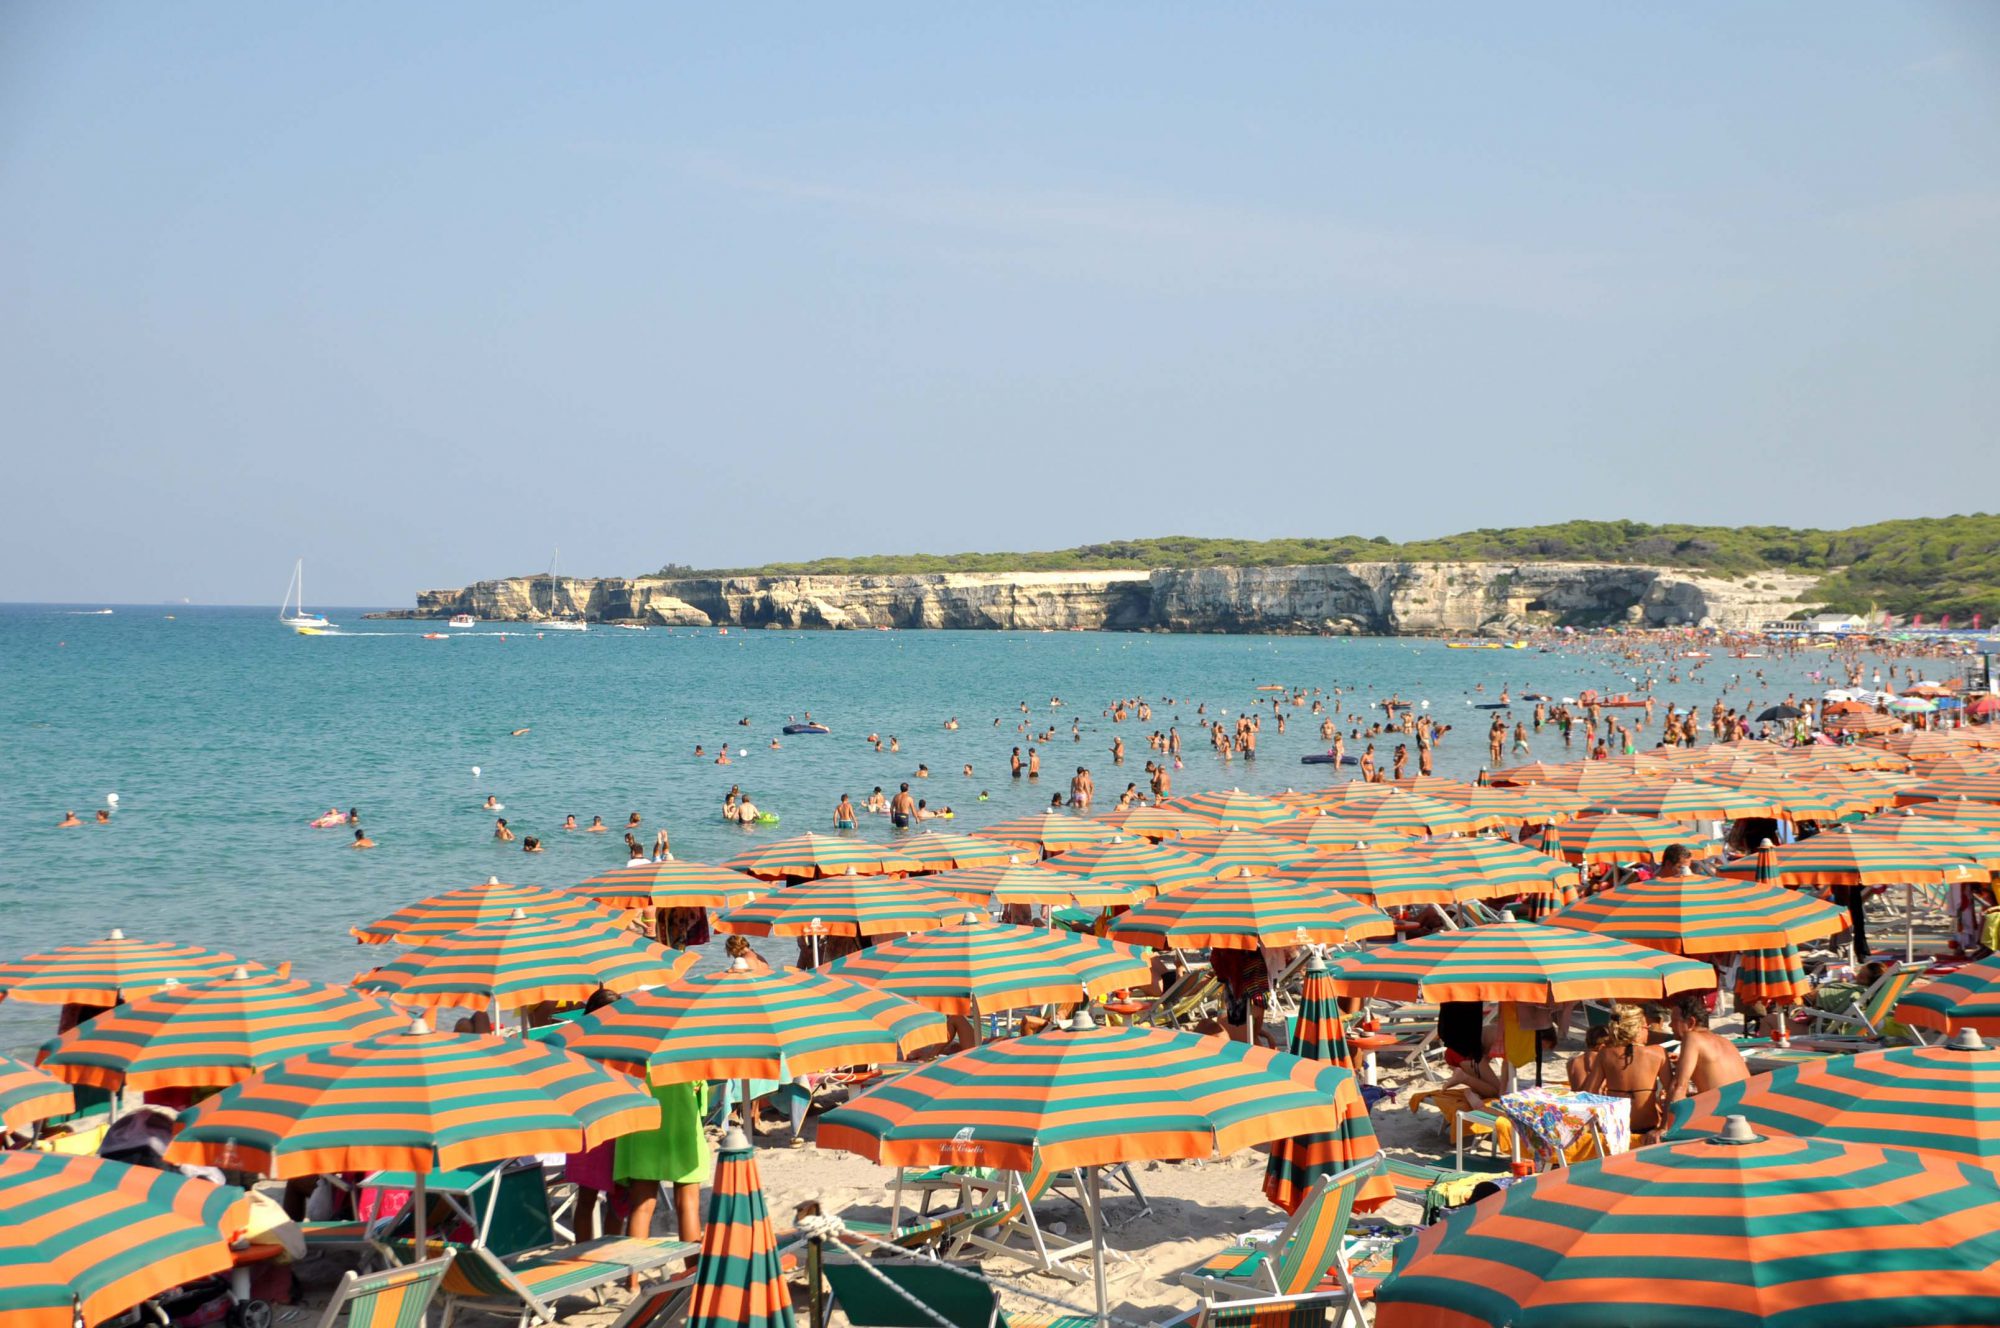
[662,515,2000,619]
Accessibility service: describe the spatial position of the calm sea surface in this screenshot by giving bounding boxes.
[0,604,1882,1053]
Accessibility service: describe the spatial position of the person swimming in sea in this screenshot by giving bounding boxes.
[834,793,857,829]
[522,835,543,853]
[352,827,376,849]
[564,814,578,831]
[494,817,514,842]
[58,810,80,828]
[95,809,111,824]
[587,815,607,833]
[483,795,502,811]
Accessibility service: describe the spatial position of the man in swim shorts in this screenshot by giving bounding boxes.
[834,794,857,829]
[889,783,915,828]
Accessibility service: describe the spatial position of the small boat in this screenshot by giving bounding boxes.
[279,558,331,630]
[449,614,477,628]
[422,632,448,640]
[783,722,832,735]
[296,626,327,636]
[540,547,588,631]
[614,623,649,631]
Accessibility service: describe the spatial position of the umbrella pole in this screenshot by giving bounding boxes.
[414,1169,428,1259]
[1086,1165,1110,1328]
[1907,884,1915,964]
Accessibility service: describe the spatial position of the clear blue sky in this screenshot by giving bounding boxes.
[4,4,1995,605]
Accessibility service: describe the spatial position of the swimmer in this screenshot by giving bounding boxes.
[563,814,578,831]
[587,815,607,833]
[944,717,958,730]
[694,746,705,758]
[494,817,515,842]
[483,795,501,811]
[769,739,781,749]
[522,835,543,853]
[627,813,642,829]
[866,787,888,814]
[732,795,761,824]
[95,809,111,824]
[916,765,929,778]
[511,727,531,736]
[835,793,857,829]
[963,764,973,778]
[58,811,80,828]
[351,827,376,849]
[652,829,672,860]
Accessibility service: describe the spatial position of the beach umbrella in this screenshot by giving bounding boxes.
[1373,1123,2000,1328]
[1546,875,1848,955]
[1908,796,2000,831]
[1757,703,1804,721]
[0,1055,73,1133]
[573,858,761,911]
[1405,835,1578,899]
[1670,1032,2000,1166]
[1260,813,1382,853]
[1598,778,1776,821]
[688,1127,795,1328]
[352,875,621,944]
[42,968,406,1092]
[1313,781,1408,806]
[911,857,1151,908]
[825,916,1152,1016]
[1693,769,1878,820]
[893,830,1022,873]
[1167,788,1298,828]
[1263,956,1389,1214]
[1092,806,1210,840]
[1848,811,2000,870]
[1165,826,1321,874]
[1430,784,1580,827]
[0,931,260,1007]
[0,1151,249,1328]
[1971,695,2000,717]
[1825,710,1900,736]
[1543,811,1715,866]
[1895,771,2000,806]
[1865,732,1972,761]
[971,813,1118,856]
[1488,761,1577,786]
[1310,791,1499,838]
[1039,836,1224,894]
[1906,753,2000,777]
[1897,954,2000,1038]
[353,910,693,1013]
[714,872,968,939]
[1387,777,1480,797]
[722,833,917,881]
[1108,870,1393,950]
[1716,825,1981,888]
[556,958,946,1085]
[1281,842,1468,909]
[1318,919,1713,1004]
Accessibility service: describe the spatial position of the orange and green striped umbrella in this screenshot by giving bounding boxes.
[1897,954,2000,1037]
[1405,836,1578,899]
[1109,871,1393,950]
[1167,826,1321,875]
[1388,777,1480,797]
[352,876,619,944]
[689,1127,794,1328]
[818,1016,1374,1172]
[42,969,407,1092]
[970,813,1117,855]
[1601,778,1777,821]
[1905,753,2000,778]
[1908,796,2000,831]
[1432,784,1580,827]
[715,873,968,939]
[1040,836,1224,894]
[1736,944,1812,1004]
[1489,760,1577,786]
[0,1056,73,1133]
[1543,811,1714,865]
[1312,791,1498,838]
[1313,781,1406,807]
[825,917,1152,1015]
[1866,731,1977,761]
[1670,1036,2000,1166]
[910,858,1148,908]
[573,858,761,910]
[894,830,1020,872]
[1093,806,1209,840]
[555,960,945,1083]
[1716,826,1982,888]
[1261,813,1380,853]
[1264,956,1390,1214]
[1848,813,2000,870]
[165,1020,660,1175]
[0,1151,248,1328]
[722,833,917,881]
[1168,788,1298,829]
[353,911,693,1012]
[1546,875,1848,955]
[0,931,259,1007]
[1824,710,1901,736]
[1895,772,2000,806]
[1282,842,1462,908]
[1318,920,1713,1003]
[1374,1128,2000,1328]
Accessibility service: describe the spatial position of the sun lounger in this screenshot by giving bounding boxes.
[1177,1158,1380,1327]
[307,1254,455,1328]
[608,1274,695,1328]
[1803,963,1923,1042]
[950,1154,1096,1283]
[433,1238,697,1328]
[1382,1156,1506,1224]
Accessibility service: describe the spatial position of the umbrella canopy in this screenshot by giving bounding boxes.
[1716,825,1982,888]
[1542,811,1714,865]
[1093,806,1210,840]
[0,1056,73,1133]
[825,916,1152,1015]
[1311,792,1498,838]
[818,1015,1374,1173]
[1898,954,2000,1037]
[722,833,917,881]
[1670,1034,2000,1166]
[556,960,946,1083]
[1546,875,1849,955]
[1867,731,1974,761]
[42,968,407,1092]
[1166,826,1321,874]
[165,1020,660,1174]
[1757,703,1804,721]
[1108,871,1393,950]
[353,910,693,1013]
[1489,761,1578,786]
[1907,796,2000,831]
[573,858,761,911]
[1825,710,1901,735]
[1318,919,1713,1003]
[688,1127,795,1328]
[1373,1125,2000,1328]
[714,873,968,939]
[1599,778,1777,821]
[1168,788,1298,828]
[0,1151,248,1328]
[351,876,619,944]
[971,813,1119,855]
[1404,836,1578,899]
[1431,784,1580,827]
[1039,836,1224,894]
[0,931,259,1007]
[909,858,1149,908]
[1847,812,2000,870]
[1263,956,1389,1214]
[1280,842,1466,908]
[1896,772,2000,806]
[893,830,1022,873]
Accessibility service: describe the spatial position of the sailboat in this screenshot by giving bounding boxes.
[542,548,587,631]
[279,559,331,631]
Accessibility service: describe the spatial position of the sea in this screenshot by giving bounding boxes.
[0,603,1899,1054]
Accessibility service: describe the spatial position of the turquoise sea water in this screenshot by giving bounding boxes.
[1,604,1877,1054]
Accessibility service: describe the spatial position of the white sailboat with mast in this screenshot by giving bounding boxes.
[542,547,587,631]
[279,559,331,631]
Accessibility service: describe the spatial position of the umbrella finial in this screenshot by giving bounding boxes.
[1065,1007,1099,1031]
[731,956,753,972]
[1304,953,1328,973]
[230,966,250,981]
[108,928,125,941]
[960,911,982,924]
[408,1017,432,1035]
[720,1125,753,1152]
[1498,908,1519,923]
[1713,1115,1762,1146]
[1757,839,1774,850]
[509,908,528,920]
[488,876,500,884]
[1948,1028,1989,1052]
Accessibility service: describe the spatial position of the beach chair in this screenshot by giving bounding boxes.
[607,1274,695,1328]
[824,1257,1341,1328]
[950,1154,1094,1283]
[1801,964,1923,1043]
[1176,1157,1381,1327]
[1382,1156,1505,1225]
[893,1163,1003,1220]
[307,1254,454,1328]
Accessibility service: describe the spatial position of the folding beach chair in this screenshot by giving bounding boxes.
[1177,1158,1380,1327]
[607,1273,695,1328]
[950,1154,1096,1283]
[307,1255,454,1328]
[1801,963,1923,1043]
[1382,1155,1506,1225]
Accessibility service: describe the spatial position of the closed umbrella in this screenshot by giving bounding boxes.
[688,1127,795,1328]
[1263,956,1390,1214]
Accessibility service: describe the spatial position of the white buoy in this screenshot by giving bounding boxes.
[105,792,119,806]
[471,766,482,778]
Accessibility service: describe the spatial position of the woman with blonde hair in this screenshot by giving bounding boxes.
[1579,1003,1670,1139]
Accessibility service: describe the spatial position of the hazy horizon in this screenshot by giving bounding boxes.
[5,5,1996,605]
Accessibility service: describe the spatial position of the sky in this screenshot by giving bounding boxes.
[2,5,1996,606]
